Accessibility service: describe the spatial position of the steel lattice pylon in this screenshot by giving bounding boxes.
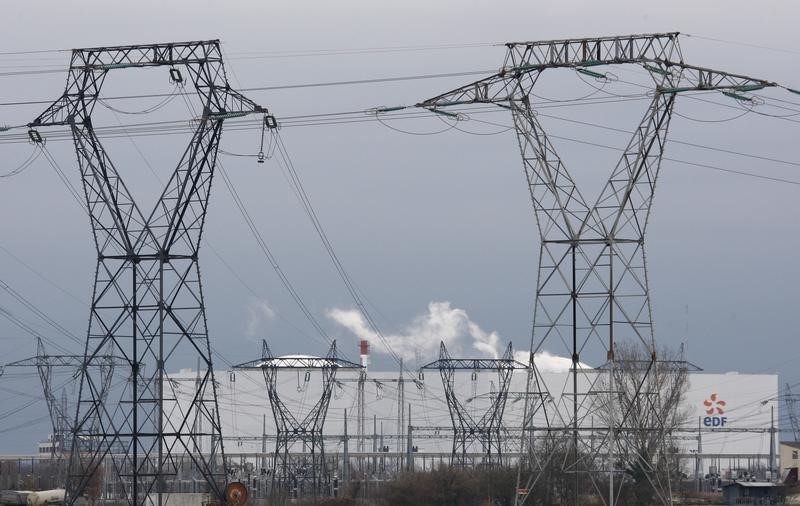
[27,40,271,505]
[421,342,527,468]
[234,340,362,498]
[413,33,777,505]
[2,338,122,460]
[783,384,800,442]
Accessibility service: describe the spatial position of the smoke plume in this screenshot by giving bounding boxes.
[326,301,583,372]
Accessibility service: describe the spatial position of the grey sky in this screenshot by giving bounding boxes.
[0,0,798,453]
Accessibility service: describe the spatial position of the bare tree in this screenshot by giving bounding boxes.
[84,461,104,506]
[601,342,690,505]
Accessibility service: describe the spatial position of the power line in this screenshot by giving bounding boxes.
[0,144,41,177]
[40,144,88,213]
[0,303,74,355]
[3,102,800,200]
[273,132,407,369]
[0,41,495,61]
[535,112,800,168]
[0,69,497,107]
[0,96,659,144]
[0,68,66,78]
[0,48,69,56]
[175,74,339,357]
[683,33,800,57]
[543,129,800,186]
[4,110,799,195]
[663,157,800,186]
[101,93,327,371]
[223,41,497,59]
[0,277,83,346]
[217,161,334,347]
[436,111,800,187]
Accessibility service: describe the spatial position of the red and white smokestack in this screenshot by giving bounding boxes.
[359,339,369,371]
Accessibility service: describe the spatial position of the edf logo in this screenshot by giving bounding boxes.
[703,393,727,427]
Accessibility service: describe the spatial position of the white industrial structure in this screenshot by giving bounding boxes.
[165,360,778,479]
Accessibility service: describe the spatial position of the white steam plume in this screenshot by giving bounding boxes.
[514,350,590,373]
[326,301,585,372]
[327,301,497,361]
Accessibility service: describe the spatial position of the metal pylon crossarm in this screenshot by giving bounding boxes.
[27,40,271,506]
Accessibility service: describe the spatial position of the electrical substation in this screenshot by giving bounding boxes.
[0,31,798,505]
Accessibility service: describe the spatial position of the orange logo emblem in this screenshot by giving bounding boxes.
[703,393,726,415]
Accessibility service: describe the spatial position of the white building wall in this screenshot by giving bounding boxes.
[167,368,778,461]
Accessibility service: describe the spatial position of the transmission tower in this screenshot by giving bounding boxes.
[234,340,362,498]
[27,40,272,505]
[420,342,526,467]
[2,337,121,459]
[785,384,800,442]
[412,33,776,504]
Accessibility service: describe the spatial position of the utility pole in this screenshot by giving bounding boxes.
[343,409,349,487]
[373,414,378,476]
[770,406,776,481]
[406,403,413,472]
[397,359,405,455]
[697,416,702,493]
[358,340,368,453]
[262,414,268,473]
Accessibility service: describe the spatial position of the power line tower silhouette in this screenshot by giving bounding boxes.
[2,336,122,483]
[413,33,777,504]
[27,40,272,505]
[420,342,527,468]
[235,340,362,498]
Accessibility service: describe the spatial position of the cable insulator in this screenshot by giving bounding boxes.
[643,64,671,77]
[577,68,607,80]
[722,90,764,105]
[169,67,183,84]
[256,115,275,164]
[28,129,43,144]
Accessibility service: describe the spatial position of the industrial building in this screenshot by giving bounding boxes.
[165,355,779,480]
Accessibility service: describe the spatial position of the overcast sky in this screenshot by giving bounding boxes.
[0,0,798,453]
